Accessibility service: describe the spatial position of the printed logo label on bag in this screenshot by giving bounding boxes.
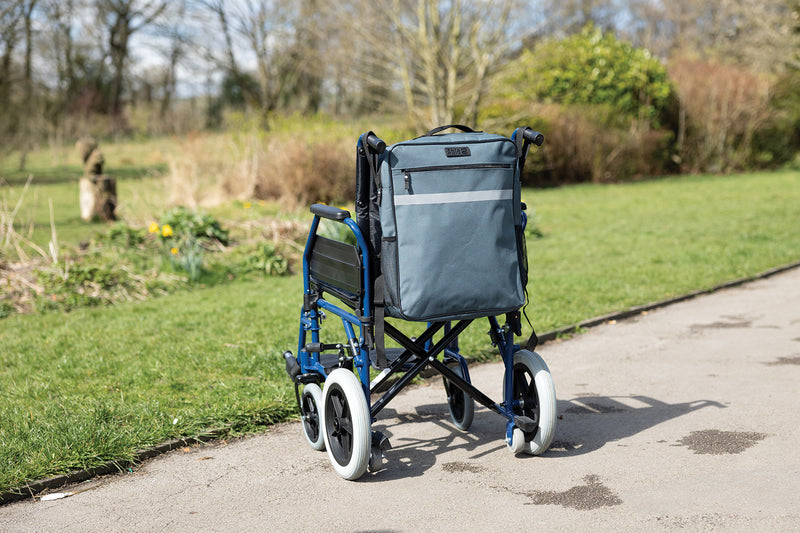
[444,146,471,157]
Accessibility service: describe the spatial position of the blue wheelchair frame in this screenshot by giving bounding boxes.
[294,204,531,447]
[284,128,549,477]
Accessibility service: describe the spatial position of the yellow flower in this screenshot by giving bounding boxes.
[170,247,179,255]
[161,224,173,237]
[148,222,159,234]
[243,201,252,209]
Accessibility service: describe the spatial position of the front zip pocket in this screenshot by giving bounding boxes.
[399,163,513,192]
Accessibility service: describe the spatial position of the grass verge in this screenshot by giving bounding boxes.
[2,169,800,493]
[1,278,298,492]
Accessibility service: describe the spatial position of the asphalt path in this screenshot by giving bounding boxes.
[2,268,800,532]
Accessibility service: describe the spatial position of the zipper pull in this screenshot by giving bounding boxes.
[404,171,411,191]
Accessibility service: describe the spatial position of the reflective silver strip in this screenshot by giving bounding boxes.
[393,189,512,206]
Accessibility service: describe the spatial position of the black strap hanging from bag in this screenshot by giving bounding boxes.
[357,133,388,368]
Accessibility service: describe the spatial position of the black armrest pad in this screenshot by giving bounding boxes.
[311,204,351,221]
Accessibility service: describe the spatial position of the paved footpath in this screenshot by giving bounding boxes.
[2,268,800,532]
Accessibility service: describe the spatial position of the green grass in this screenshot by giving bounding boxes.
[0,278,299,490]
[1,137,171,186]
[2,168,800,492]
[2,144,170,254]
[529,171,800,326]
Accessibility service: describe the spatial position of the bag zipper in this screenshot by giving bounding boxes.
[401,163,513,190]
[402,163,512,173]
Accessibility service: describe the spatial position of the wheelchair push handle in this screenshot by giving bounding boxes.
[522,127,544,146]
[366,133,386,154]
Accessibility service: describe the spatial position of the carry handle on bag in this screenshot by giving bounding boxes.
[424,124,476,136]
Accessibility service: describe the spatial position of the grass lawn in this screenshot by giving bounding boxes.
[1,137,172,253]
[2,168,800,493]
[0,278,299,491]
[524,171,800,333]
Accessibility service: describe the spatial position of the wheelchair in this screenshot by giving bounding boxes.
[282,127,556,480]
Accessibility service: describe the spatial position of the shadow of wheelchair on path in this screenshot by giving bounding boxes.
[361,394,725,480]
[545,395,727,458]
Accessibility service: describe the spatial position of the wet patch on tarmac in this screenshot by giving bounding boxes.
[413,405,449,416]
[441,461,484,474]
[564,402,627,415]
[691,320,752,332]
[523,475,622,510]
[677,430,766,455]
[549,440,581,452]
[652,513,741,529]
[763,355,800,366]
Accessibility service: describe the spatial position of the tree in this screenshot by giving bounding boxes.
[330,0,528,129]
[195,0,321,121]
[0,1,24,149]
[535,0,618,37]
[725,0,800,72]
[0,1,39,167]
[620,0,800,73]
[97,0,167,117]
[41,0,77,103]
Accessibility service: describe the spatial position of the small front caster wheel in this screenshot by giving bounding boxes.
[300,383,325,451]
[322,369,372,480]
[505,350,556,455]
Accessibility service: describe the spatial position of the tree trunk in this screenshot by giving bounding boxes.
[79,175,117,222]
[77,138,116,221]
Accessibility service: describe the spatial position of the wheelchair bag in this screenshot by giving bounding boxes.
[369,125,527,322]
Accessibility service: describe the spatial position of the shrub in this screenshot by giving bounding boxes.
[542,105,674,184]
[481,102,674,185]
[486,25,676,184]
[502,24,673,128]
[239,242,289,277]
[667,57,776,173]
[159,207,229,246]
[166,130,354,208]
[270,138,352,206]
[750,70,800,167]
[106,222,147,247]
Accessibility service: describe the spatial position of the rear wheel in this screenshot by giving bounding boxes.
[506,350,556,455]
[300,384,325,451]
[443,362,474,431]
[322,369,371,480]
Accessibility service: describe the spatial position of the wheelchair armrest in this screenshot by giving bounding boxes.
[311,203,351,221]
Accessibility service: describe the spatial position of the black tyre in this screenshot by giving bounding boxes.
[443,362,475,431]
[322,369,371,480]
[300,384,325,451]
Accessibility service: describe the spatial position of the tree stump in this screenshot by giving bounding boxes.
[76,138,117,222]
[79,175,117,222]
